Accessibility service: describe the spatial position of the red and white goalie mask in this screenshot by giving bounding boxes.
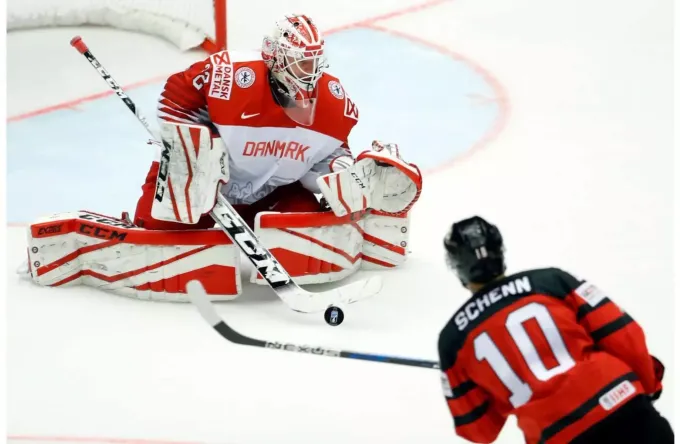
[262,14,327,125]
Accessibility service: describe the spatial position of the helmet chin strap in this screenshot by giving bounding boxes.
[268,70,316,109]
[268,71,296,108]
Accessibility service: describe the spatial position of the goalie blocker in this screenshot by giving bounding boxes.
[23,123,421,301]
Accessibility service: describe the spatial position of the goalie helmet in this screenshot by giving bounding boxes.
[443,216,506,286]
[262,14,327,110]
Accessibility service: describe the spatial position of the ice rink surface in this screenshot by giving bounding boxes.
[6,0,674,442]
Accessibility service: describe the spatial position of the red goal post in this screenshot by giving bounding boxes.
[8,0,228,52]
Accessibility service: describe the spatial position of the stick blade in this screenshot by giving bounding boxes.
[327,275,383,305]
[189,274,382,317]
[279,275,383,313]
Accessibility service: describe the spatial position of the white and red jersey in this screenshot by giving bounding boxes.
[157,50,359,205]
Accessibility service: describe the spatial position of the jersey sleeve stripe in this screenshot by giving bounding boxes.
[575,298,612,321]
[161,82,206,109]
[451,380,477,399]
[157,105,201,123]
[590,313,634,342]
[157,116,190,125]
[540,372,639,441]
[452,401,490,427]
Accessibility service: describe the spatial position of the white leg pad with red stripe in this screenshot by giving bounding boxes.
[251,209,411,285]
[359,211,411,270]
[26,211,241,301]
[151,122,229,225]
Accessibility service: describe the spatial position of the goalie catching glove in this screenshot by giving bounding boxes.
[317,140,422,217]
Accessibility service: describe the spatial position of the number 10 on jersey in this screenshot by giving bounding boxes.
[473,302,576,408]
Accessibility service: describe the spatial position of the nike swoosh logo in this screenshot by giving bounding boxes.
[241,112,260,119]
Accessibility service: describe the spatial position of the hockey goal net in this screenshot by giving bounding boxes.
[8,0,227,52]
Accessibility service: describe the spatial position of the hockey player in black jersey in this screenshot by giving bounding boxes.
[437,215,672,443]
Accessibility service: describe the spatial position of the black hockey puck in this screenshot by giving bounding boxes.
[324,305,344,326]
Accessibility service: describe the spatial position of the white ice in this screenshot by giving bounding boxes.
[6,0,674,443]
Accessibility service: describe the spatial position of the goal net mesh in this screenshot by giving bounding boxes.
[8,0,225,51]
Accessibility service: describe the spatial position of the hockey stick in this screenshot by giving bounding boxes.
[187,281,440,369]
[69,36,383,314]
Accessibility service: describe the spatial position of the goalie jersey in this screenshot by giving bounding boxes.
[438,268,662,444]
[157,50,359,205]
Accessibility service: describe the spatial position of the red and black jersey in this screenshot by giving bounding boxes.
[438,268,662,443]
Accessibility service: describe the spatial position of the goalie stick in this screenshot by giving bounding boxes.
[187,281,440,369]
[69,36,383,314]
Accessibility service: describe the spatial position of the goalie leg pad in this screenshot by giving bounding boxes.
[254,211,364,285]
[26,211,241,301]
[357,211,411,269]
[252,209,411,284]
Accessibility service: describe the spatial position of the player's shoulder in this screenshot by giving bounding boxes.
[315,72,360,124]
[317,71,348,97]
[230,51,269,81]
[204,50,270,111]
[521,267,583,297]
[208,50,268,87]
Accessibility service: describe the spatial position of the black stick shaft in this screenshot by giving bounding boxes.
[70,35,155,138]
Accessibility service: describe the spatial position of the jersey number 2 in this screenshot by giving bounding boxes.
[473,302,576,408]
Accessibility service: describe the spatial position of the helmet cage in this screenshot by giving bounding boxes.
[262,15,328,107]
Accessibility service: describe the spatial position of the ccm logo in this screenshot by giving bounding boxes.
[78,223,128,241]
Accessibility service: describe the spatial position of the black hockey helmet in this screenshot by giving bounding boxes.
[443,216,506,286]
